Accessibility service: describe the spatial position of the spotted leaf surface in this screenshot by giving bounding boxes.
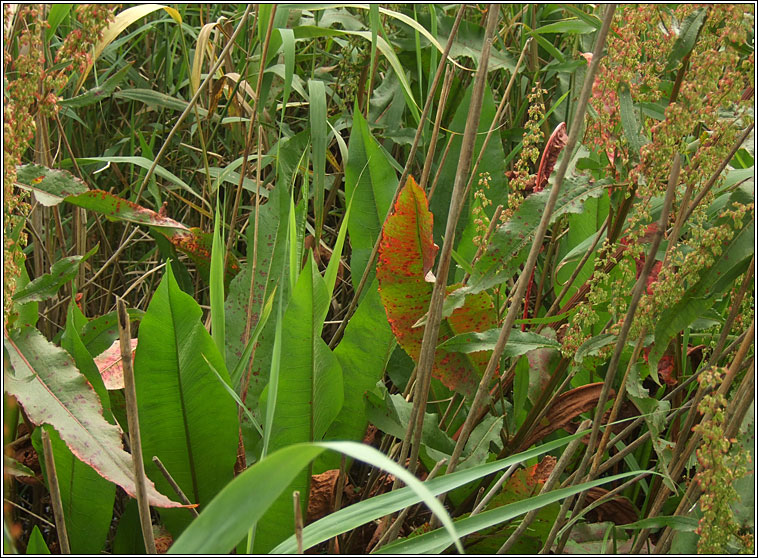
[3,327,182,508]
[377,177,496,397]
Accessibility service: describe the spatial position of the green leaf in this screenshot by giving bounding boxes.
[345,107,398,291]
[80,309,143,359]
[60,63,133,108]
[430,84,506,246]
[666,8,707,72]
[37,425,115,554]
[3,455,34,479]
[290,25,419,121]
[224,181,290,414]
[308,79,327,239]
[620,515,698,531]
[12,245,97,305]
[323,194,352,300]
[229,287,277,392]
[67,156,199,200]
[203,159,271,196]
[618,82,649,161]
[112,88,209,118]
[24,526,50,554]
[574,333,617,363]
[376,471,643,554]
[13,264,39,329]
[3,327,180,508]
[133,263,239,536]
[460,415,503,470]
[534,18,597,34]
[253,254,344,552]
[367,389,455,455]
[438,328,560,355]
[271,429,591,553]
[627,365,674,489]
[649,217,753,373]
[46,4,72,40]
[321,279,393,470]
[170,441,463,554]
[210,205,225,358]
[465,175,608,295]
[15,164,89,206]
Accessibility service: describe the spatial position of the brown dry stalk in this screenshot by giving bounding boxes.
[419,65,455,192]
[40,429,71,554]
[590,331,646,471]
[404,4,501,479]
[117,297,157,554]
[655,362,753,553]
[630,318,755,553]
[555,151,681,552]
[445,4,616,479]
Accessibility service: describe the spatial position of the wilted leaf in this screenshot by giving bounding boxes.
[584,487,639,526]
[168,227,241,283]
[518,382,611,451]
[15,164,88,205]
[68,190,188,230]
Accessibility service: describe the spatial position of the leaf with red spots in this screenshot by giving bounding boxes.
[377,177,497,398]
[167,227,241,285]
[3,327,183,509]
[16,164,89,205]
[66,190,188,230]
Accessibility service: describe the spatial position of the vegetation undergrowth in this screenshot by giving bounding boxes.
[3,4,754,555]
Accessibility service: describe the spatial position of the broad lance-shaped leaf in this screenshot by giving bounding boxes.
[134,263,239,537]
[377,176,497,398]
[16,164,187,230]
[3,327,182,508]
[16,164,241,282]
[253,253,344,553]
[438,328,560,355]
[345,107,398,290]
[13,244,98,304]
[465,175,608,296]
[16,164,89,204]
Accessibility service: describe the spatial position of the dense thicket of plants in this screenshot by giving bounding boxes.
[4,4,754,554]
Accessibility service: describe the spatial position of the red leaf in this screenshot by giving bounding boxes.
[534,122,568,193]
[377,177,497,397]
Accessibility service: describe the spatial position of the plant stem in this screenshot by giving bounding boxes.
[405,4,500,479]
[117,297,156,554]
[40,429,71,554]
[556,151,680,552]
[445,5,616,479]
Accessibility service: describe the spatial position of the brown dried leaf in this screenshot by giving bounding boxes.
[584,487,639,526]
[307,469,340,523]
[519,382,613,451]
